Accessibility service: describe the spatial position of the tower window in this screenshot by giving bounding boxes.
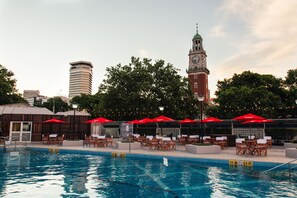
[198,40,200,44]
[195,40,198,44]
[195,47,198,50]
[194,82,198,88]
[194,74,198,79]
[194,92,198,98]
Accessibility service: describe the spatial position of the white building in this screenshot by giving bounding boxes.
[68,61,93,99]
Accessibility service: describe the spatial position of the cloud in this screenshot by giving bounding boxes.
[138,49,150,58]
[216,0,297,78]
[210,25,226,38]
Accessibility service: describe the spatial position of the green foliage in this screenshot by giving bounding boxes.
[41,97,71,113]
[92,57,199,120]
[206,71,285,118]
[0,64,26,105]
[71,94,102,115]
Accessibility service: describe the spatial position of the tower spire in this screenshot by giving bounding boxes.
[196,23,198,33]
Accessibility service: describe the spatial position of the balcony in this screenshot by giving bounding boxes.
[186,67,210,74]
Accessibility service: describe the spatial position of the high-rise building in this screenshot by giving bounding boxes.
[69,61,93,99]
[186,25,210,103]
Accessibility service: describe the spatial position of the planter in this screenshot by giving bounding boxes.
[116,142,141,150]
[62,140,84,147]
[185,144,221,154]
[284,143,297,149]
[285,148,297,158]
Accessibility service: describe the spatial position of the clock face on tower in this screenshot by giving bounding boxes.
[191,55,199,64]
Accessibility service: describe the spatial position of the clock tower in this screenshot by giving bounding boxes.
[187,24,210,103]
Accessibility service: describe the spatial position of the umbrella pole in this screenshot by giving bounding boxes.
[263,123,266,137]
[179,124,181,136]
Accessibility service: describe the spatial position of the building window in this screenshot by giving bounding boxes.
[194,74,198,79]
[194,82,198,89]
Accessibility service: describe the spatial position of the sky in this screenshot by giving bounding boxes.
[1,0,297,98]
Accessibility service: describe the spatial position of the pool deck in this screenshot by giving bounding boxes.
[22,140,297,165]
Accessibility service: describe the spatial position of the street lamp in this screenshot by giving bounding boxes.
[159,106,164,112]
[197,95,204,142]
[72,104,78,140]
[159,106,164,135]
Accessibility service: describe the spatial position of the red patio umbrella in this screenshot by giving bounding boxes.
[43,118,67,136]
[43,118,66,123]
[153,115,175,122]
[232,113,266,121]
[201,117,223,123]
[86,117,113,137]
[86,117,113,124]
[127,119,141,134]
[242,119,274,124]
[138,118,155,124]
[200,117,223,137]
[127,119,141,124]
[179,118,197,135]
[179,118,197,124]
[152,115,175,136]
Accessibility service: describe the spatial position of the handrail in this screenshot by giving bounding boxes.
[0,136,25,154]
[262,158,297,173]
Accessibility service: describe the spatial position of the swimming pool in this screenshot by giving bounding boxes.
[0,149,296,197]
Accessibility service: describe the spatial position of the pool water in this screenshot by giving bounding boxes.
[0,150,296,197]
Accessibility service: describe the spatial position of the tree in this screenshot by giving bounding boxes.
[71,94,101,115]
[206,71,285,119]
[0,64,26,105]
[283,69,297,118]
[92,57,199,120]
[41,97,70,113]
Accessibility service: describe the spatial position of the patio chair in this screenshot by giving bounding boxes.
[254,139,268,156]
[42,134,49,144]
[106,137,113,147]
[149,139,159,150]
[49,134,58,144]
[95,138,107,147]
[188,135,199,144]
[169,140,176,150]
[202,136,211,144]
[89,136,97,147]
[178,136,187,145]
[83,135,91,147]
[159,140,170,151]
[264,136,272,148]
[57,134,64,146]
[236,138,247,155]
[132,134,140,141]
[214,137,227,149]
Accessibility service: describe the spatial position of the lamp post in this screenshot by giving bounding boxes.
[197,95,204,142]
[72,104,78,140]
[159,106,164,135]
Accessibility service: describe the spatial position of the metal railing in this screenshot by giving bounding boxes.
[0,136,26,154]
[262,158,297,178]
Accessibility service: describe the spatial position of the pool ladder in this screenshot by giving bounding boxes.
[0,136,26,154]
[261,158,297,179]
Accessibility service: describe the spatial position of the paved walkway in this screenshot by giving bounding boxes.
[25,141,296,164]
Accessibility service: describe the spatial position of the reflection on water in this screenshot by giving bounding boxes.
[0,150,297,197]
